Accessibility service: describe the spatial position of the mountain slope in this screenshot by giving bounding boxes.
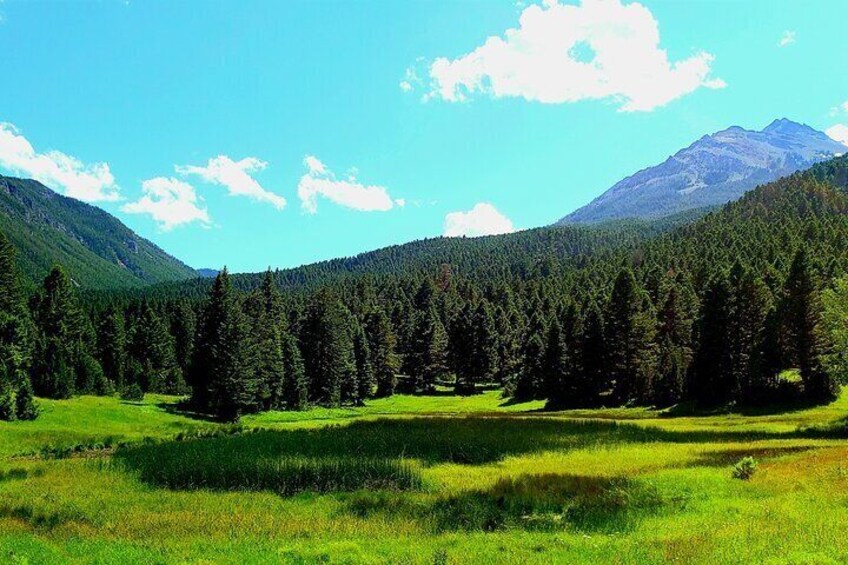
[559,119,846,225]
[0,175,198,289]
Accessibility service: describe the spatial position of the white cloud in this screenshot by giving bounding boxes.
[826,124,848,148]
[778,30,796,47]
[297,155,397,213]
[411,0,725,112]
[830,101,848,117]
[177,155,286,209]
[444,202,515,237]
[0,122,119,202]
[122,177,211,231]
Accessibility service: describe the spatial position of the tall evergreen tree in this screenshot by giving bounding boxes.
[281,332,308,410]
[782,249,837,402]
[0,231,34,420]
[301,289,355,406]
[606,269,656,405]
[31,266,92,399]
[691,273,734,406]
[190,269,259,420]
[365,309,400,398]
[96,306,127,390]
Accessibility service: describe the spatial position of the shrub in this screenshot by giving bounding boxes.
[120,383,145,402]
[0,384,16,421]
[16,379,39,421]
[732,456,758,480]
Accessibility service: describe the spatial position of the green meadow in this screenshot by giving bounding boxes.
[3,391,848,564]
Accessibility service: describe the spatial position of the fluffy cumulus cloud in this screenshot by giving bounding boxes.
[443,202,515,237]
[177,155,286,209]
[298,155,398,213]
[0,122,119,202]
[408,0,725,112]
[826,124,848,148]
[778,30,796,47]
[122,177,211,230]
[406,0,725,112]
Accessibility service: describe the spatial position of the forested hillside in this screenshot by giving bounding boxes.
[2,156,847,422]
[0,176,197,289]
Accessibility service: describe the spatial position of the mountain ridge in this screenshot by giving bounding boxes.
[0,175,199,289]
[558,118,846,225]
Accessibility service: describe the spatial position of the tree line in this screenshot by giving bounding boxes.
[2,157,848,421]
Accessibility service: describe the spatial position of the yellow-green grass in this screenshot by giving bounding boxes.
[2,389,848,563]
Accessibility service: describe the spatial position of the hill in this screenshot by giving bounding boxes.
[559,118,846,225]
[0,175,198,289]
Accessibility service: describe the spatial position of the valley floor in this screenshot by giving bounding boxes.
[2,390,848,563]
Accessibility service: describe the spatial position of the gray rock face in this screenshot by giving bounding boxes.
[558,119,847,225]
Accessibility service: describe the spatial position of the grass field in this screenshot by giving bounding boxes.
[3,390,848,563]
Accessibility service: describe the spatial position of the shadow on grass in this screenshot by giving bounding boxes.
[686,445,817,468]
[113,415,836,497]
[345,473,666,533]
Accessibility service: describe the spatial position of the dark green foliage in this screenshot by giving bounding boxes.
[301,290,355,407]
[31,266,100,399]
[409,307,448,393]
[365,309,400,398]
[189,269,260,421]
[15,377,38,420]
[606,270,656,405]
[781,249,837,402]
[0,175,197,290]
[281,333,308,410]
[96,307,127,389]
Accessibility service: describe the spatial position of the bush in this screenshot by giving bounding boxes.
[15,379,39,421]
[120,383,145,402]
[732,456,758,480]
[0,384,16,421]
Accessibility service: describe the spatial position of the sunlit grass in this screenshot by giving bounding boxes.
[2,390,848,562]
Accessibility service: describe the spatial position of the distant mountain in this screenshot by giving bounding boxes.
[196,269,220,278]
[0,175,198,289]
[558,119,846,225]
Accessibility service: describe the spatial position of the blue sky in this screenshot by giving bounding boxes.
[0,0,847,272]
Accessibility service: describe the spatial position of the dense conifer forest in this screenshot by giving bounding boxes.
[2,156,848,421]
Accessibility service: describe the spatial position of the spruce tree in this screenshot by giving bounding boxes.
[782,249,837,402]
[606,269,656,405]
[301,289,355,407]
[97,306,127,390]
[281,332,308,410]
[190,269,260,420]
[691,273,733,406]
[244,271,286,410]
[31,266,87,399]
[352,322,374,404]
[365,309,400,397]
[579,300,607,406]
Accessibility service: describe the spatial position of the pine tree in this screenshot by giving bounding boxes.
[653,274,696,406]
[409,307,448,392]
[352,322,374,404]
[15,376,38,420]
[365,309,400,397]
[0,231,33,420]
[691,273,733,406]
[169,300,196,379]
[455,301,497,395]
[728,265,773,404]
[31,266,87,399]
[97,306,127,390]
[128,304,182,394]
[244,271,286,410]
[606,269,656,405]
[281,332,308,410]
[190,269,260,420]
[782,249,837,402]
[301,289,355,407]
[579,300,607,406]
